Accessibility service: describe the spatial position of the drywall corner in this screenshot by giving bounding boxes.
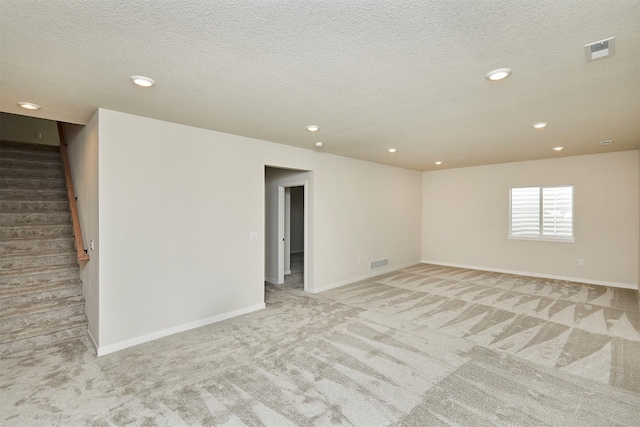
[63,111,100,346]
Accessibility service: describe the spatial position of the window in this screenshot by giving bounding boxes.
[509,185,574,241]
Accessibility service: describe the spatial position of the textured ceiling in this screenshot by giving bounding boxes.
[1,0,638,171]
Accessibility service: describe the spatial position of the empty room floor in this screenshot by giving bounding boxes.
[2,263,639,426]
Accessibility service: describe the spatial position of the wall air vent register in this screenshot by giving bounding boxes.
[585,37,615,62]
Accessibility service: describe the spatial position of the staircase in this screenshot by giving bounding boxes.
[0,140,87,355]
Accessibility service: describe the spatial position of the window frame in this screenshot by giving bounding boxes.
[508,185,575,243]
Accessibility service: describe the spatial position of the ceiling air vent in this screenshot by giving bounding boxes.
[585,37,615,62]
[599,140,613,146]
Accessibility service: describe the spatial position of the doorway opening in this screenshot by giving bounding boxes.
[283,186,304,288]
[264,167,313,292]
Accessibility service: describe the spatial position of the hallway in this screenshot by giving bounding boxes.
[283,252,303,289]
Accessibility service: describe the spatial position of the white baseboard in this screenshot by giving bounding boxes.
[96,303,266,356]
[421,259,638,290]
[285,270,291,275]
[265,276,278,284]
[311,260,422,294]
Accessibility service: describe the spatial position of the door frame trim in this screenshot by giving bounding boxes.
[277,180,308,290]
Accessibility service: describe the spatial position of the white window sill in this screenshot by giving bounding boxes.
[508,236,575,243]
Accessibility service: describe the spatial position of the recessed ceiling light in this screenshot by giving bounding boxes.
[315,142,324,148]
[17,102,41,110]
[485,68,512,81]
[435,161,442,165]
[130,75,155,87]
[532,122,548,129]
[553,146,564,151]
[306,125,320,132]
[388,148,397,153]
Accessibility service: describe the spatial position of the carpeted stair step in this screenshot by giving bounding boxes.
[0,297,86,349]
[0,263,79,288]
[1,303,85,336]
[0,278,82,299]
[0,176,66,190]
[0,211,71,226]
[0,308,86,339]
[0,323,86,355]
[0,199,70,212]
[0,236,76,255]
[0,152,63,166]
[0,144,62,163]
[0,223,73,239]
[0,140,62,152]
[0,309,86,341]
[0,152,62,165]
[0,287,83,321]
[0,250,78,273]
[0,165,64,179]
[0,188,68,200]
[0,157,63,171]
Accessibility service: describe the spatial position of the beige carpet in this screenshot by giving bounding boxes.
[1,263,639,426]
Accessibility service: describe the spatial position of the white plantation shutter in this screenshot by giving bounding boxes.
[510,185,574,241]
[542,186,573,238]
[510,187,540,237]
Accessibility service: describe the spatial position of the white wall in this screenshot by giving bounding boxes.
[422,151,639,289]
[264,157,423,293]
[0,112,60,146]
[308,155,422,291]
[95,109,422,353]
[64,113,100,346]
[97,110,266,352]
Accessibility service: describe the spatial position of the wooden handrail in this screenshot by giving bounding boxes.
[57,122,90,262]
